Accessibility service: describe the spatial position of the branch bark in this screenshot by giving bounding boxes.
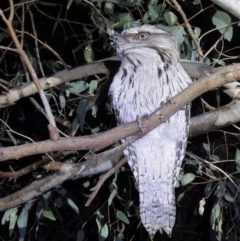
[0,63,240,162]
[0,57,212,108]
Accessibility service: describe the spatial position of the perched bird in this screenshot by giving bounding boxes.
[109,25,192,238]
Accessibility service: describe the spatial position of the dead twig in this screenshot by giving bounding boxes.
[85,157,127,206]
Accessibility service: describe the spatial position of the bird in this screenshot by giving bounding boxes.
[109,25,192,238]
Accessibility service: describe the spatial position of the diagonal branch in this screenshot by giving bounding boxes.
[0,63,240,162]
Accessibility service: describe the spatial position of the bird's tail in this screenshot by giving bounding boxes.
[126,142,179,238]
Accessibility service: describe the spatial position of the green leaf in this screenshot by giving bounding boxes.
[108,189,117,205]
[89,80,98,95]
[66,197,80,215]
[210,155,220,162]
[96,218,109,239]
[224,193,234,202]
[193,0,201,4]
[76,230,85,241]
[117,210,129,224]
[54,198,63,207]
[177,192,185,202]
[181,173,195,186]
[104,2,114,16]
[91,125,101,133]
[1,208,18,225]
[156,24,177,34]
[194,27,201,38]
[91,105,98,118]
[9,211,18,238]
[17,202,34,237]
[235,149,240,171]
[147,4,161,21]
[172,27,185,45]
[76,98,89,132]
[203,143,210,152]
[59,93,66,109]
[204,182,213,196]
[212,11,232,42]
[43,209,56,221]
[83,180,90,188]
[66,81,89,94]
[67,0,73,10]
[6,131,17,146]
[163,11,178,26]
[212,58,225,66]
[84,45,94,63]
[211,203,221,223]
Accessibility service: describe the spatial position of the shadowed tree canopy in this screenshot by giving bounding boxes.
[0,0,240,241]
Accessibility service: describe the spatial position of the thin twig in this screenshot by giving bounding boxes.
[186,152,240,192]
[0,0,58,138]
[16,30,68,69]
[85,157,127,206]
[168,0,203,62]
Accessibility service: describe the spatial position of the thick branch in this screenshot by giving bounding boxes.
[189,100,240,137]
[0,64,240,161]
[0,58,212,108]
[0,150,123,211]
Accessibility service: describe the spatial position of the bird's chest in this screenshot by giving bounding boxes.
[112,64,181,123]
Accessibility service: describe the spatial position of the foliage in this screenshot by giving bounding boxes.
[0,0,240,240]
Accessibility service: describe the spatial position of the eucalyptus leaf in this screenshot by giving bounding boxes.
[117,210,129,224]
[54,198,63,208]
[194,27,201,38]
[66,81,89,94]
[204,182,213,196]
[43,209,56,221]
[1,208,18,225]
[77,230,85,241]
[89,80,98,95]
[59,93,66,109]
[172,27,185,45]
[223,193,234,202]
[84,45,95,63]
[91,105,98,118]
[181,173,195,186]
[96,218,109,239]
[6,131,17,146]
[235,149,240,171]
[210,155,220,162]
[76,98,89,131]
[66,197,79,215]
[9,211,18,237]
[212,11,232,42]
[193,0,201,4]
[177,192,185,202]
[108,189,117,206]
[91,125,101,133]
[163,11,178,26]
[212,58,225,66]
[17,202,34,237]
[203,143,210,152]
[67,0,73,10]
[211,203,221,222]
[104,2,114,16]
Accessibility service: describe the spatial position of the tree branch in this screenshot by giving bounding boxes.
[0,57,212,108]
[0,64,240,162]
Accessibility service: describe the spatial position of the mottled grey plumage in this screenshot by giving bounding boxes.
[109,25,192,238]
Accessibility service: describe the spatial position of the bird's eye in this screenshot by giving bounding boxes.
[136,33,149,40]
